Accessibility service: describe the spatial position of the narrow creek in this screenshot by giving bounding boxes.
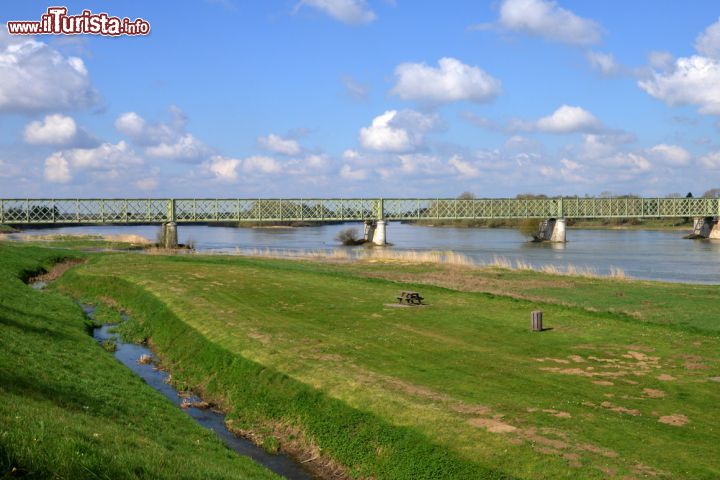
[31,281,315,480]
[88,306,316,480]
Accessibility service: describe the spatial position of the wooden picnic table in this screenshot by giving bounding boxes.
[397,290,424,305]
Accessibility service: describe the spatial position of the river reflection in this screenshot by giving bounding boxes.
[11,222,720,284]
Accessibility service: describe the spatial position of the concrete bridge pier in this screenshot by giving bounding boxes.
[362,220,387,245]
[537,218,566,243]
[372,220,387,245]
[363,220,376,243]
[691,217,720,239]
[163,222,178,249]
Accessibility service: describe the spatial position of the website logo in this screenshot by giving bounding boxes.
[7,7,151,36]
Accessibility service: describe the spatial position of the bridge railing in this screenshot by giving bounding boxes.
[1,197,719,224]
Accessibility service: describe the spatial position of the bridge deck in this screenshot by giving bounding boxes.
[1,198,718,224]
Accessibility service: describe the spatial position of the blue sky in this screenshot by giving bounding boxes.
[1,0,720,198]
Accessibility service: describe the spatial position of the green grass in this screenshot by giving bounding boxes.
[0,243,278,480]
[15,235,149,251]
[345,261,720,334]
[53,250,720,479]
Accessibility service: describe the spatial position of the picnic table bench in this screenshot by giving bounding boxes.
[397,290,424,305]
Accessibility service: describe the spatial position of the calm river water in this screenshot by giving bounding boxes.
[13,223,720,284]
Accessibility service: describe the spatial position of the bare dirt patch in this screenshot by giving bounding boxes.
[535,357,571,364]
[656,374,676,381]
[642,388,665,399]
[658,414,688,426]
[27,258,85,283]
[527,407,572,418]
[468,417,517,433]
[676,354,709,370]
[599,401,641,416]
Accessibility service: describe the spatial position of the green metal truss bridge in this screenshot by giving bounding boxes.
[1,197,718,224]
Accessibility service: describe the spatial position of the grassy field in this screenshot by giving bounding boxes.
[0,243,279,479]
[48,246,720,479]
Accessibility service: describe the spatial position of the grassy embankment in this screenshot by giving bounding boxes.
[0,233,152,251]
[52,246,720,479]
[0,243,279,479]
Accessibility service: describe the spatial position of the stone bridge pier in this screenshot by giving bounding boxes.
[691,217,720,239]
[537,218,566,243]
[363,220,387,246]
[163,222,178,248]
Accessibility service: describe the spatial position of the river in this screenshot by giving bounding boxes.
[11,222,720,284]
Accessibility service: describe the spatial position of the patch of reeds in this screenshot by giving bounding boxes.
[213,247,629,280]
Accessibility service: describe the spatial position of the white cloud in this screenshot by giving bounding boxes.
[146,134,211,162]
[243,155,282,174]
[116,108,211,162]
[648,51,674,71]
[60,141,142,170]
[646,144,691,166]
[449,155,481,178]
[536,105,601,133]
[342,149,361,160]
[699,151,720,169]
[115,107,188,145]
[586,51,619,75]
[359,111,413,152]
[115,112,147,140]
[639,20,720,115]
[695,18,720,60]
[205,155,242,181]
[581,134,616,158]
[44,152,71,183]
[24,114,77,146]
[496,0,602,46]
[296,0,376,25]
[303,154,329,169]
[504,135,536,151]
[0,31,97,112]
[340,164,368,180]
[599,152,651,173]
[359,110,440,152]
[135,178,158,190]
[580,132,635,158]
[639,55,720,115]
[257,133,301,156]
[391,57,501,104]
[42,141,145,187]
[393,154,451,177]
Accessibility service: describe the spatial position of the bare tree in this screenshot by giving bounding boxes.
[703,188,720,198]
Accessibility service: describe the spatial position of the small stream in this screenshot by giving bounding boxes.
[30,276,316,480]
